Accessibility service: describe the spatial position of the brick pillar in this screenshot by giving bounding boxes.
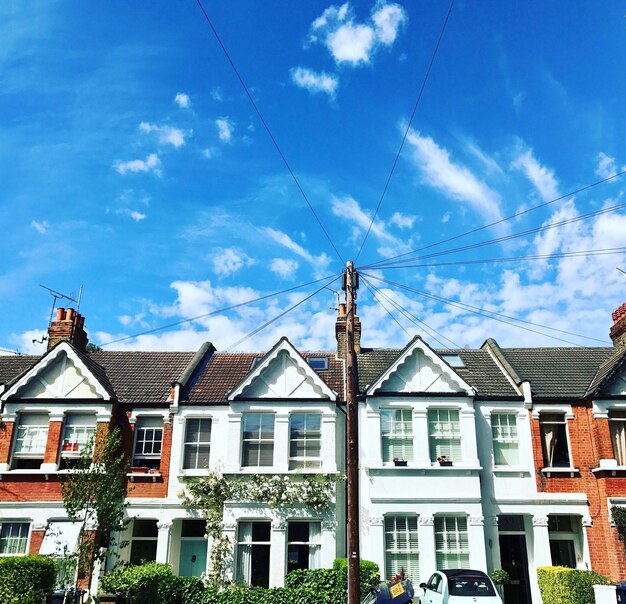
[43,421,63,465]
[29,528,46,554]
[596,417,615,460]
[0,421,15,468]
[160,420,172,486]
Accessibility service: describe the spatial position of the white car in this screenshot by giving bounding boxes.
[418,570,503,604]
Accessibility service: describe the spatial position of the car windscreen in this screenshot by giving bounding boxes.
[448,576,496,597]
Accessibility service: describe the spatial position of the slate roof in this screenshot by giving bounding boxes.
[585,348,626,397]
[499,347,616,399]
[186,351,344,404]
[357,347,520,398]
[0,356,39,387]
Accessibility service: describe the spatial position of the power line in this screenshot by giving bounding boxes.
[362,169,626,270]
[366,246,626,270]
[225,275,339,351]
[355,0,455,263]
[362,199,626,269]
[359,277,412,341]
[360,274,459,348]
[0,347,22,356]
[97,272,342,347]
[194,0,344,267]
[362,272,611,346]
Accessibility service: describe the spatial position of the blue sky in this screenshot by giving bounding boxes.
[2,1,626,355]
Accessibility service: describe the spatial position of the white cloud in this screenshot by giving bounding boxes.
[7,329,47,355]
[405,130,504,223]
[31,220,49,234]
[291,67,339,98]
[202,147,220,159]
[441,212,451,223]
[261,227,331,277]
[139,122,191,148]
[115,208,147,222]
[309,1,407,67]
[211,87,223,102]
[216,117,234,143]
[174,92,190,109]
[211,247,253,277]
[271,258,299,279]
[511,149,559,201]
[390,211,416,229]
[114,153,161,176]
[595,152,626,180]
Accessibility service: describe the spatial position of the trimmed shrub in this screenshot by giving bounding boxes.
[101,562,203,604]
[0,555,58,604]
[537,566,613,604]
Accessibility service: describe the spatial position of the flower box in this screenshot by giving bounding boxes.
[393,459,408,467]
[131,466,149,474]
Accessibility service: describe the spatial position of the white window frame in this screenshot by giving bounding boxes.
[132,417,163,469]
[0,522,30,556]
[538,411,573,469]
[434,515,469,569]
[548,514,582,569]
[384,515,419,582]
[381,409,414,463]
[61,414,96,458]
[286,520,321,573]
[241,413,275,468]
[183,417,212,470]
[129,519,158,565]
[609,410,626,466]
[12,413,49,460]
[491,412,519,466]
[428,408,461,463]
[235,520,272,587]
[289,413,322,470]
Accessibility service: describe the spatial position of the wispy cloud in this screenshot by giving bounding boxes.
[30,220,49,234]
[114,153,162,176]
[261,227,331,276]
[291,67,338,98]
[216,117,234,143]
[511,148,559,201]
[211,87,223,102]
[139,122,191,148]
[595,152,626,180]
[309,1,407,66]
[390,211,417,229]
[405,129,504,223]
[115,208,147,222]
[174,92,190,109]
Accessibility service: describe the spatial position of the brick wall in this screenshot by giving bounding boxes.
[127,419,172,499]
[530,404,626,579]
[28,529,45,555]
[0,421,15,464]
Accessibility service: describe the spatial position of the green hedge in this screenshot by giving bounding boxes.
[101,562,203,604]
[102,559,380,604]
[537,566,613,604]
[0,555,58,604]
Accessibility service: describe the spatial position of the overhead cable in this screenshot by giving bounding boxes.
[362,169,626,270]
[97,272,342,347]
[362,272,611,346]
[354,0,455,263]
[194,0,344,267]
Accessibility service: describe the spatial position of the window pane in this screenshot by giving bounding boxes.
[610,413,626,466]
[381,410,413,462]
[434,516,469,570]
[428,410,461,462]
[0,523,29,555]
[492,413,519,466]
[13,414,49,456]
[184,418,211,469]
[133,418,163,466]
[385,516,419,582]
[289,414,321,469]
[540,415,570,467]
[242,415,274,467]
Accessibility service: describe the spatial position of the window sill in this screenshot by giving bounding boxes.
[541,467,580,477]
[127,472,162,482]
[591,466,626,476]
[370,464,481,474]
[493,467,532,476]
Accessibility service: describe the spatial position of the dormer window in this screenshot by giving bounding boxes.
[441,354,465,368]
[250,356,264,370]
[307,357,328,371]
[11,413,49,470]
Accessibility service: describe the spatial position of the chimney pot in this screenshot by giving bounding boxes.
[66,308,76,322]
[56,308,66,321]
[338,303,346,317]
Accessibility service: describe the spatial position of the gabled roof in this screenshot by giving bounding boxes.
[585,347,626,397]
[186,350,343,404]
[365,336,476,396]
[0,355,39,387]
[498,347,615,399]
[228,337,337,401]
[2,341,115,400]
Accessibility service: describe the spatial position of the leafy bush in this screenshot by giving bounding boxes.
[537,566,613,604]
[101,562,203,604]
[0,555,57,604]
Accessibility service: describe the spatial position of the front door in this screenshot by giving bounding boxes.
[179,540,207,577]
[499,534,531,604]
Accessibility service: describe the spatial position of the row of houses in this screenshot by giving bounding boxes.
[0,302,625,602]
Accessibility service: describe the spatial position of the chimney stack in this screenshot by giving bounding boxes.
[336,303,361,358]
[610,302,626,349]
[47,308,89,351]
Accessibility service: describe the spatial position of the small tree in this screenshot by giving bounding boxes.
[60,426,129,589]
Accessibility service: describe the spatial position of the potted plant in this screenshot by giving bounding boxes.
[393,457,408,467]
[491,568,510,599]
[438,455,453,466]
[130,466,149,474]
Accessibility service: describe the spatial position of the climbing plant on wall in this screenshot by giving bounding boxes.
[182,471,337,588]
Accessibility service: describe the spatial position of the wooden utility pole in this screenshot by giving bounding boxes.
[344,260,360,604]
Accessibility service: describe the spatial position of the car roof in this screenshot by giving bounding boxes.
[441,569,491,580]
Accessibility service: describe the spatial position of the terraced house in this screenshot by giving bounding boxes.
[0,302,625,602]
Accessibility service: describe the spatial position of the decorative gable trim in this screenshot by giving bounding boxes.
[1,341,112,401]
[227,337,336,401]
[366,336,475,396]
